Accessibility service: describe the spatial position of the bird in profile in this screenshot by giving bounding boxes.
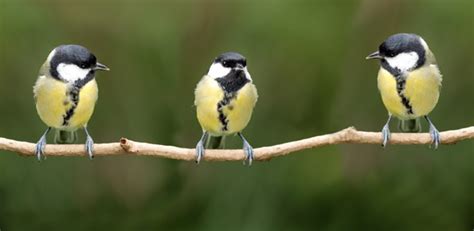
[33,44,109,160]
[194,52,258,165]
[367,33,442,148]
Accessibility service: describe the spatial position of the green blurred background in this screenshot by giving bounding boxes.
[0,0,473,230]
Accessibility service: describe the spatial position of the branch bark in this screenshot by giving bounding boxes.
[1,126,473,161]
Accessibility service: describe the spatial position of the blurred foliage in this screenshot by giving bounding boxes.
[0,0,473,230]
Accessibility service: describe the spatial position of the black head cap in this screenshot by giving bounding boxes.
[379,33,426,64]
[49,44,97,78]
[214,52,247,68]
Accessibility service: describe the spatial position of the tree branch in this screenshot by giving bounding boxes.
[1,126,473,161]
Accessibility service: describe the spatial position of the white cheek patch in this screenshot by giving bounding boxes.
[385,52,419,72]
[207,62,231,79]
[57,63,91,82]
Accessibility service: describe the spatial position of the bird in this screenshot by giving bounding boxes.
[33,44,109,160]
[366,33,442,148]
[194,52,258,165]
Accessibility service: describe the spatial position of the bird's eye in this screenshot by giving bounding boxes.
[222,61,228,67]
[80,64,87,68]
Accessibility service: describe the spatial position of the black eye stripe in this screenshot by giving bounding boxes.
[222,60,234,68]
[221,60,246,68]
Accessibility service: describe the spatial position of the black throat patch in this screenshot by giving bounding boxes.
[381,61,414,115]
[62,71,95,126]
[215,69,249,93]
[214,69,250,131]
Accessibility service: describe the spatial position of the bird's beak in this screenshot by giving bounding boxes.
[366,51,383,60]
[94,62,110,71]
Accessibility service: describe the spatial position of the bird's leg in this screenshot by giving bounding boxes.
[425,116,440,149]
[381,115,392,148]
[238,133,254,166]
[84,127,94,159]
[35,127,51,161]
[195,131,209,164]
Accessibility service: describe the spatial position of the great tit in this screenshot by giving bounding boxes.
[367,33,442,148]
[33,44,109,160]
[194,52,258,164]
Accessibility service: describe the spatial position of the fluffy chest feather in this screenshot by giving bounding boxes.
[195,75,258,135]
[377,64,441,119]
[34,76,98,130]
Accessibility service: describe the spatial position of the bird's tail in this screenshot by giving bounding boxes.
[398,118,422,133]
[54,130,78,144]
[206,136,226,149]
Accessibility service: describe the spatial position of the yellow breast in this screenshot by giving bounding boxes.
[34,76,98,130]
[223,83,258,134]
[195,76,224,135]
[377,65,441,119]
[377,68,409,118]
[195,75,258,136]
[34,76,68,128]
[67,80,98,129]
[404,64,442,117]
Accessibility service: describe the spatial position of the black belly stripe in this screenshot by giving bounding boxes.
[62,71,95,126]
[396,77,414,114]
[215,69,249,132]
[62,86,80,126]
[381,61,414,115]
[216,92,236,131]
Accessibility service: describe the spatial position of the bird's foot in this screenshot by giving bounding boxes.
[195,140,205,164]
[35,127,51,161]
[425,116,440,149]
[238,133,254,166]
[195,132,208,164]
[429,124,440,149]
[381,123,391,148]
[85,135,94,159]
[35,136,47,161]
[242,141,254,166]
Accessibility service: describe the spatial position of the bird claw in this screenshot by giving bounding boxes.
[35,128,51,161]
[35,136,47,161]
[429,124,440,149]
[195,132,208,164]
[85,135,94,159]
[195,141,205,164]
[425,116,440,149]
[381,123,391,148]
[242,141,254,166]
[238,132,254,166]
